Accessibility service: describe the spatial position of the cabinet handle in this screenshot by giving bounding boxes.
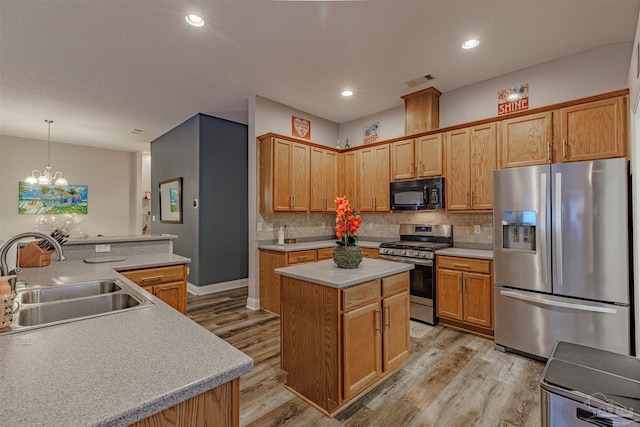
[376,309,382,332]
[293,195,296,208]
[141,275,164,282]
[289,195,293,208]
[463,277,467,293]
[466,192,470,207]
[471,191,475,207]
[410,161,414,176]
[457,276,461,293]
[562,139,567,158]
[419,161,424,176]
[385,305,391,329]
[546,141,551,161]
[453,263,470,268]
[371,197,374,209]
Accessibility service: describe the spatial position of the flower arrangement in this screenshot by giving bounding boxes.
[334,196,362,246]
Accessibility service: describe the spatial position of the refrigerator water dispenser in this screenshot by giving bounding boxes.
[501,211,536,251]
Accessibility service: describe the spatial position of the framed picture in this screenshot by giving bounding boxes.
[159,177,182,224]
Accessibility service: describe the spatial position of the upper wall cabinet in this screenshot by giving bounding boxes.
[390,134,443,182]
[310,147,339,212]
[339,151,359,210]
[558,96,627,162]
[499,112,552,168]
[358,145,390,212]
[445,123,496,211]
[260,135,310,213]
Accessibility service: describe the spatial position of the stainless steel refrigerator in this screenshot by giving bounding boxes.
[493,157,631,359]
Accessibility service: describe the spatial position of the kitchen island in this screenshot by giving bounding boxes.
[275,258,414,417]
[1,253,253,427]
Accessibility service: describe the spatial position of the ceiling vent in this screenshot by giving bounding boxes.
[405,74,435,88]
[131,129,144,135]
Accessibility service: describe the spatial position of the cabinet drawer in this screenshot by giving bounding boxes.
[342,279,380,312]
[362,247,379,259]
[287,250,317,264]
[120,264,185,286]
[382,272,409,297]
[317,247,334,260]
[437,256,491,274]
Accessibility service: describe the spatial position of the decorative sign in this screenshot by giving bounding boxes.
[291,116,311,140]
[498,84,529,116]
[19,182,88,214]
[363,122,379,144]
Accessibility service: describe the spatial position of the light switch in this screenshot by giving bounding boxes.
[95,244,111,253]
[257,222,263,231]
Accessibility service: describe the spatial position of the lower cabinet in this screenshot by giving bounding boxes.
[436,256,493,337]
[120,264,187,314]
[281,272,410,416]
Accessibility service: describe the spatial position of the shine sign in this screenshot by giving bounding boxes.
[498,84,529,116]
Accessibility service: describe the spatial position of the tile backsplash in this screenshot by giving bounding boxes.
[257,211,493,247]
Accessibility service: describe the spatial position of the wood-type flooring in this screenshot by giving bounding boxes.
[187,288,544,427]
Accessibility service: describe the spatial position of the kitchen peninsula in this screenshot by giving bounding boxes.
[1,252,253,427]
[275,258,414,416]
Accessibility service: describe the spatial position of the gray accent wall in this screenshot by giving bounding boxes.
[151,114,248,286]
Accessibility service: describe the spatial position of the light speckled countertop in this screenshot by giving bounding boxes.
[259,239,381,252]
[1,253,253,427]
[275,258,414,288]
[62,234,178,245]
[435,247,493,260]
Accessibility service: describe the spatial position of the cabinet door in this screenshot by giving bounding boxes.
[358,148,376,212]
[310,147,326,212]
[436,269,463,320]
[340,151,359,211]
[272,138,294,211]
[445,129,471,210]
[154,282,186,314]
[416,134,443,178]
[373,144,390,211]
[470,123,496,210]
[343,301,382,399]
[560,96,627,162]
[390,139,416,181]
[361,248,379,259]
[324,150,339,211]
[382,292,410,372]
[462,272,492,329]
[290,142,310,212]
[259,251,286,316]
[500,112,552,168]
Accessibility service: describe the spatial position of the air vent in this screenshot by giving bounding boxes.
[405,74,435,88]
[131,129,144,134]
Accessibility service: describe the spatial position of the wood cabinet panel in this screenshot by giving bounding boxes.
[287,250,317,264]
[445,128,471,210]
[259,250,286,316]
[342,279,380,311]
[470,123,496,210]
[416,133,443,178]
[358,145,390,212]
[317,247,334,260]
[381,271,409,297]
[290,142,311,211]
[437,256,491,274]
[311,148,338,212]
[436,269,463,321]
[500,112,552,168]
[382,291,410,372]
[153,282,185,313]
[361,247,379,259]
[462,272,493,329]
[390,138,416,181]
[273,138,294,211]
[560,96,627,162]
[339,151,359,211]
[120,264,187,314]
[343,301,382,399]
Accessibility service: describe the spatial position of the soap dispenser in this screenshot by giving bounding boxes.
[278,226,285,245]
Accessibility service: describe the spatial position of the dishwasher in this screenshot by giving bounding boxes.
[540,341,640,426]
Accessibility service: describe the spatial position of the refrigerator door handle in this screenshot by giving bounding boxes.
[540,173,548,285]
[499,290,618,314]
[554,172,563,287]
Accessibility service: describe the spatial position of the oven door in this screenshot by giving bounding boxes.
[379,255,437,324]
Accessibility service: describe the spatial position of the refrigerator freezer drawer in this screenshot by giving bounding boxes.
[494,287,630,359]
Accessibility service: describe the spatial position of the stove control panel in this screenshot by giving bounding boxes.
[378,247,435,259]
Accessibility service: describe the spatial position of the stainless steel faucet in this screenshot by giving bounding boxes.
[0,232,66,292]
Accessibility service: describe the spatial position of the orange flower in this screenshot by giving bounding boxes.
[334,196,361,246]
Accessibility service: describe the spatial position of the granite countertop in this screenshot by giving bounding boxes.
[62,234,178,245]
[259,239,381,252]
[275,258,414,288]
[435,247,493,260]
[1,253,253,427]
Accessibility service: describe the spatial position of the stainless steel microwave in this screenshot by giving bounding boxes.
[390,178,444,211]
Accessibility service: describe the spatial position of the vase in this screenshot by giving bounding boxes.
[332,245,363,269]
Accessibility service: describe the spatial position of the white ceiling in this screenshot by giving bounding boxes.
[1,0,639,153]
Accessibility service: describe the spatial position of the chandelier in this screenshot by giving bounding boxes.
[25,120,68,186]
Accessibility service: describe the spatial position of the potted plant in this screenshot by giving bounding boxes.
[333,196,363,268]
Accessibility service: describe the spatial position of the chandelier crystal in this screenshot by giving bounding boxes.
[25,120,68,186]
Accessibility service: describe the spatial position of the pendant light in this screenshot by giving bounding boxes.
[25,120,68,186]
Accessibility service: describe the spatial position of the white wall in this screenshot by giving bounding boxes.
[338,105,404,148]
[0,134,140,238]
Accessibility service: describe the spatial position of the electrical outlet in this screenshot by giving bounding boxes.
[267,223,273,232]
[257,222,263,231]
[95,244,111,253]
[474,225,482,235]
[152,215,155,221]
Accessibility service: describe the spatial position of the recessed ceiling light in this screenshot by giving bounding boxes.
[462,39,479,49]
[341,90,353,97]
[185,14,204,27]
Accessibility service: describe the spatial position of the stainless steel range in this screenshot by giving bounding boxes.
[378,224,453,325]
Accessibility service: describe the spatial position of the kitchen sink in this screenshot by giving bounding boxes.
[1,279,153,334]
[18,280,122,304]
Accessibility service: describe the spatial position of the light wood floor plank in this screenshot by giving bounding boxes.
[187,288,543,426]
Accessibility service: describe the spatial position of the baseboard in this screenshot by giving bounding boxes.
[246,297,260,311]
[187,278,248,296]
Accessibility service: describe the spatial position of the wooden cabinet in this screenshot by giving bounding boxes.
[120,264,187,314]
[559,96,627,162]
[311,147,339,212]
[445,123,496,211]
[260,136,310,213]
[280,272,410,415]
[339,150,359,210]
[361,247,379,259]
[436,256,493,336]
[390,135,443,181]
[358,144,390,212]
[500,112,552,168]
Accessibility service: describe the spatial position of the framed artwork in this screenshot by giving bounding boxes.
[159,177,182,224]
[291,115,311,140]
[363,122,379,144]
[18,182,88,214]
